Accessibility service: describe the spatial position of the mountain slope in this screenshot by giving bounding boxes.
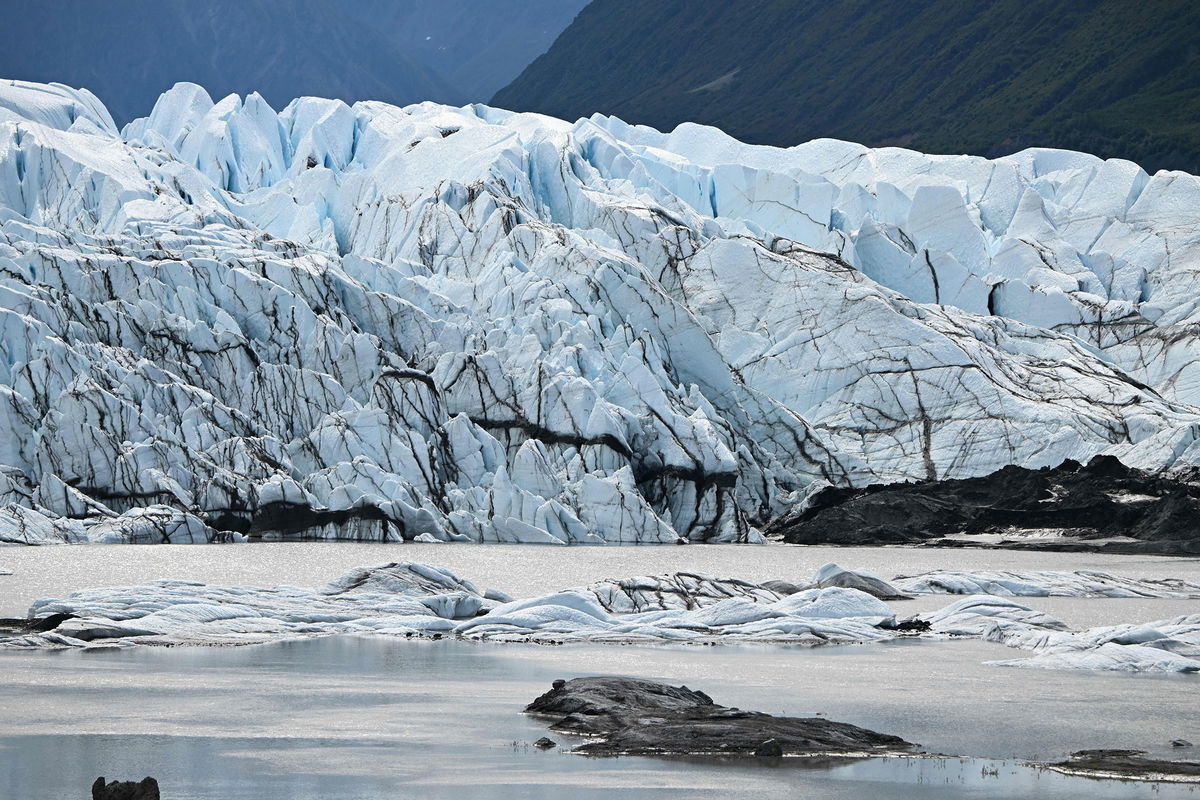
[492,0,1200,174]
[363,1,589,101]
[0,0,585,124]
[0,80,1198,546]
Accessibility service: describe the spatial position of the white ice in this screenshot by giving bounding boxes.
[7,563,1196,674]
[916,592,1200,673]
[4,564,895,648]
[894,570,1200,598]
[1,79,1199,545]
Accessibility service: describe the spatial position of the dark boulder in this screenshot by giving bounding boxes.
[28,612,76,632]
[0,613,75,634]
[533,737,557,749]
[92,777,160,800]
[525,677,912,757]
[754,739,784,757]
[878,616,932,633]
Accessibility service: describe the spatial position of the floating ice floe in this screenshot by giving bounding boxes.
[985,615,1200,673]
[576,572,781,612]
[6,563,485,647]
[811,563,912,600]
[4,563,1198,673]
[2,563,897,648]
[916,593,1200,673]
[457,583,896,644]
[919,594,1070,637]
[895,570,1200,598]
[2,80,1200,545]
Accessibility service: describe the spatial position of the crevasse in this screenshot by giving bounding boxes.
[1,79,1198,545]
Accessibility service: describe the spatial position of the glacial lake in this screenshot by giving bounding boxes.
[1,543,1198,799]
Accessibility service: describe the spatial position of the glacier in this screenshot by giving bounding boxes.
[2,78,1200,545]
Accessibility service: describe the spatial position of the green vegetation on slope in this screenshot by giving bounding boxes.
[492,0,1200,173]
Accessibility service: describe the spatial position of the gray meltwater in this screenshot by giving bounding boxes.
[1,544,1198,798]
[1,637,1198,799]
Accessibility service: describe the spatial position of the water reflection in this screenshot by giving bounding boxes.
[0,637,1196,799]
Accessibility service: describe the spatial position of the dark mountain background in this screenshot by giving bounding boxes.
[0,0,587,124]
[493,0,1200,174]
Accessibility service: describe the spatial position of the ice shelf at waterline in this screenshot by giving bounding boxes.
[3,563,1198,675]
[1,79,1200,546]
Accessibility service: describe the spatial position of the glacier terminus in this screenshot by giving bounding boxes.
[2,79,1200,547]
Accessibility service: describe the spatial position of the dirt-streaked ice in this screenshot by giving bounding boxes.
[6,561,1198,674]
[895,570,1200,598]
[2,80,1200,545]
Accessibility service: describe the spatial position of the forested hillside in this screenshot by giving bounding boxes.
[493,0,1200,173]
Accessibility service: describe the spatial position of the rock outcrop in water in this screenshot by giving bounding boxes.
[525,677,1200,778]
[91,777,160,800]
[1049,750,1200,781]
[525,677,913,756]
[768,456,1200,555]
